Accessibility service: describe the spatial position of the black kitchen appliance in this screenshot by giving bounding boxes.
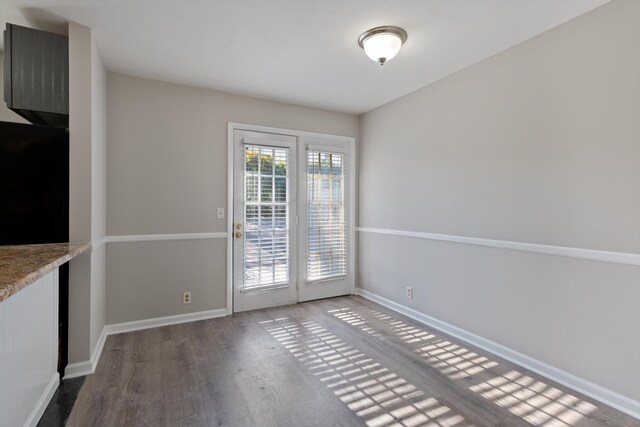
[0,120,70,374]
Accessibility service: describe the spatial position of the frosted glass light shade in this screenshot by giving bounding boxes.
[363,33,402,64]
[358,26,408,65]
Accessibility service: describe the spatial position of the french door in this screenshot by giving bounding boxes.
[233,130,298,312]
[232,129,351,312]
[297,139,350,302]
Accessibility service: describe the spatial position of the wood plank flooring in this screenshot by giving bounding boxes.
[66,296,639,427]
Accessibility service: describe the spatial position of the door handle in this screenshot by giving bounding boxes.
[235,223,242,230]
[235,231,243,238]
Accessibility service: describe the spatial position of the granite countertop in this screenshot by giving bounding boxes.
[0,242,91,303]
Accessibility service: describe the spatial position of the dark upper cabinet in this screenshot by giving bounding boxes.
[4,23,69,128]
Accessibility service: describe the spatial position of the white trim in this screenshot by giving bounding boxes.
[357,227,640,266]
[64,326,108,379]
[89,326,108,374]
[105,308,227,335]
[228,122,354,143]
[227,122,357,314]
[227,124,235,315]
[63,360,93,380]
[24,373,59,427]
[64,309,227,379]
[355,288,640,419]
[243,137,294,148]
[349,138,357,295]
[306,274,347,285]
[94,233,226,249]
[307,144,350,154]
[91,237,107,251]
[106,232,228,243]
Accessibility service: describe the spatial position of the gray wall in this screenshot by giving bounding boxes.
[67,22,92,363]
[67,23,107,364]
[359,0,639,402]
[106,72,358,324]
[90,33,107,354]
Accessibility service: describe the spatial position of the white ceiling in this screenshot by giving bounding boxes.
[1,0,608,114]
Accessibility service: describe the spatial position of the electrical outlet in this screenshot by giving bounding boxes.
[183,291,192,304]
[217,208,225,219]
[406,286,413,299]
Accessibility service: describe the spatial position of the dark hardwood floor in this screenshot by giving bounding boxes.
[38,376,85,427]
[65,296,638,426]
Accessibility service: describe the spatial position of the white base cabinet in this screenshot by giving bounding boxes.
[0,269,59,427]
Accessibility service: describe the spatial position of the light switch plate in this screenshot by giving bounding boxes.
[217,208,225,219]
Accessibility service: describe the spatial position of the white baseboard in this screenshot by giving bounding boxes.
[104,308,228,335]
[64,326,108,379]
[355,287,640,420]
[24,373,59,427]
[63,360,93,380]
[64,309,227,379]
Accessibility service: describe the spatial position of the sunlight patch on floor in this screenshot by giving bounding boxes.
[362,308,600,426]
[417,338,499,380]
[330,309,384,339]
[469,370,596,426]
[332,308,498,380]
[264,318,472,426]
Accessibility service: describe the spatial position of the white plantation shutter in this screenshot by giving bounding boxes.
[306,150,347,281]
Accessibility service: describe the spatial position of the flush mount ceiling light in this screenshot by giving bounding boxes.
[358,26,408,65]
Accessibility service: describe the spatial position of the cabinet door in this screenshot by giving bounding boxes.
[4,24,69,115]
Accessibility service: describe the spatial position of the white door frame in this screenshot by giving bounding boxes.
[227,122,356,314]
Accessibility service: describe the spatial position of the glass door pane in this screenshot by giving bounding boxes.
[243,145,290,291]
[306,151,346,281]
[298,140,351,303]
